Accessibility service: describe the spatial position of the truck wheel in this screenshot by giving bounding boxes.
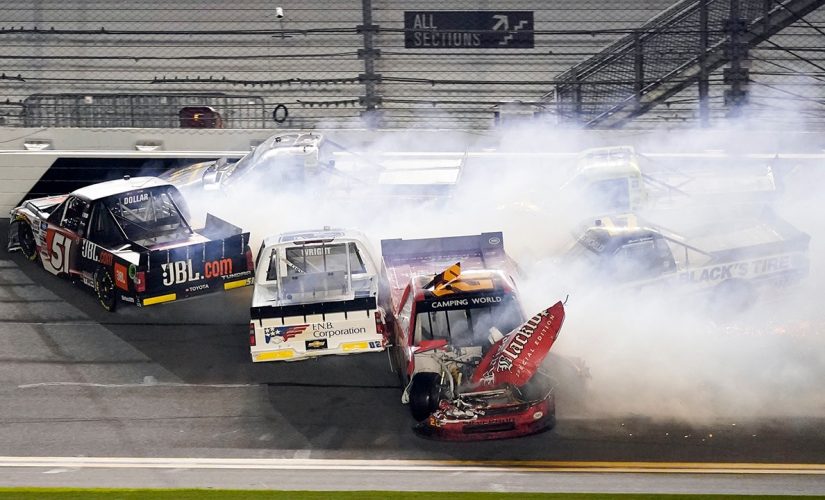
[709,279,755,318]
[18,223,38,262]
[94,267,117,312]
[409,372,441,422]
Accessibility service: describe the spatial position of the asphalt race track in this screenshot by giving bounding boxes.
[1,218,825,494]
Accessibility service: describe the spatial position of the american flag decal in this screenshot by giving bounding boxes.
[264,324,309,344]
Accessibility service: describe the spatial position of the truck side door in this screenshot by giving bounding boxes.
[395,286,415,371]
[611,235,676,282]
[42,196,89,276]
[79,201,127,284]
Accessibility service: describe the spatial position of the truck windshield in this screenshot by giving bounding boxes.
[414,295,523,348]
[263,242,367,292]
[282,243,365,276]
[581,178,631,212]
[103,187,191,246]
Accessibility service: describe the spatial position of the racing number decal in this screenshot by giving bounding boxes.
[44,230,72,275]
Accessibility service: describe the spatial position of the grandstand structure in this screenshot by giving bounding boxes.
[1,0,824,130]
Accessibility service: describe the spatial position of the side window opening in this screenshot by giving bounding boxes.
[613,238,661,280]
[47,199,68,225]
[61,197,88,234]
[265,247,279,281]
[255,242,266,273]
[348,242,366,274]
[87,202,125,247]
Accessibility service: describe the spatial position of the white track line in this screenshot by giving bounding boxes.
[0,457,823,475]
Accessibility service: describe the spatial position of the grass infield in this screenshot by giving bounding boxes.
[0,490,815,499]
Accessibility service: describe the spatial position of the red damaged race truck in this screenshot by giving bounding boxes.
[380,231,567,440]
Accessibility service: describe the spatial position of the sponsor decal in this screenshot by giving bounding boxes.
[676,255,793,285]
[425,295,505,311]
[120,295,135,303]
[431,298,468,308]
[186,283,210,293]
[161,258,233,286]
[80,240,112,265]
[480,309,554,385]
[122,193,149,205]
[305,339,328,350]
[310,321,368,338]
[579,232,606,253]
[302,247,332,256]
[223,270,252,280]
[40,222,48,231]
[488,236,501,245]
[114,262,129,290]
[264,324,309,344]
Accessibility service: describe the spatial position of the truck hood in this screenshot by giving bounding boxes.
[469,301,565,389]
[20,194,67,215]
[159,160,216,189]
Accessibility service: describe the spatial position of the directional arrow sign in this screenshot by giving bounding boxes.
[404,11,534,49]
[492,14,509,31]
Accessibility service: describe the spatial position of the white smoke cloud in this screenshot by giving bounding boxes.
[177,106,825,423]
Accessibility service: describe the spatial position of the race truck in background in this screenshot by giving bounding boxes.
[561,146,778,215]
[249,228,387,362]
[8,176,254,311]
[160,132,324,197]
[160,131,465,204]
[380,231,566,440]
[565,209,810,312]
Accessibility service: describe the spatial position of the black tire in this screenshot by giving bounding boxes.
[18,223,38,262]
[94,267,117,312]
[409,372,441,422]
[708,279,755,319]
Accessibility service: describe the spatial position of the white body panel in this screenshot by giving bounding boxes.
[249,228,385,362]
[251,314,383,363]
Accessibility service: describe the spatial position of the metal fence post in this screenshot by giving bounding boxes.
[724,0,749,117]
[698,0,710,127]
[633,31,645,111]
[358,0,382,128]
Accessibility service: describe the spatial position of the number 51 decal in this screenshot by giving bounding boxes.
[44,230,73,275]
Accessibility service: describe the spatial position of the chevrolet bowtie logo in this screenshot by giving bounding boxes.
[307,340,325,349]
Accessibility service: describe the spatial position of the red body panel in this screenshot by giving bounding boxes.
[470,301,565,388]
[415,393,555,441]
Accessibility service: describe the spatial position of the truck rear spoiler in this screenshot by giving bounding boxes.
[250,295,378,322]
[137,214,254,301]
[706,207,810,263]
[381,231,506,269]
[141,232,251,273]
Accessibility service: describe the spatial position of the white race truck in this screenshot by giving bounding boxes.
[248,228,387,362]
[562,146,778,214]
[565,209,810,311]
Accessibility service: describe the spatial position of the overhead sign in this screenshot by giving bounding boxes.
[404,11,534,49]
